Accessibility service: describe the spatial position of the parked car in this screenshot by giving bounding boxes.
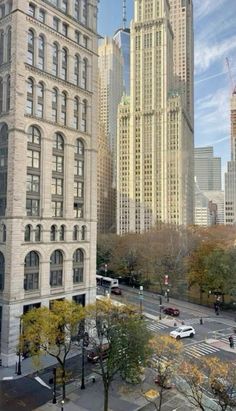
[170,325,195,340]
[162,307,180,316]
[87,343,109,363]
[111,287,122,295]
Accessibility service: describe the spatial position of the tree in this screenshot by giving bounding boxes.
[148,336,183,411]
[205,357,236,411]
[176,360,208,411]
[85,299,151,411]
[21,300,84,399]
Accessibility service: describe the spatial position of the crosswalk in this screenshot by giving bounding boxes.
[146,320,169,333]
[184,342,220,359]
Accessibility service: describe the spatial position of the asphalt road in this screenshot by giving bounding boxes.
[1,288,236,411]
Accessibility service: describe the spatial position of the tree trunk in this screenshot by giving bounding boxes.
[104,386,109,411]
[158,389,163,411]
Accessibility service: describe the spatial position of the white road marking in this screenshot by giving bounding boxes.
[34,376,51,390]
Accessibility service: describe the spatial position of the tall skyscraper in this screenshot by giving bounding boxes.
[117,0,194,234]
[0,0,98,366]
[225,90,236,224]
[169,0,194,123]
[97,37,123,233]
[194,147,222,191]
[113,28,130,95]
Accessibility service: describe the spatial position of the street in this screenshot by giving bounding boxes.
[1,287,236,411]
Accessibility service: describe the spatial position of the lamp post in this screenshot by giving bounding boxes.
[139,286,143,317]
[159,296,162,320]
[52,367,57,403]
[17,317,22,376]
[81,334,85,390]
[60,399,64,411]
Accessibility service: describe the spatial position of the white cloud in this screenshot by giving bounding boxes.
[194,0,228,21]
[195,37,236,74]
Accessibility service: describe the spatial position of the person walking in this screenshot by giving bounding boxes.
[229,335,234,348]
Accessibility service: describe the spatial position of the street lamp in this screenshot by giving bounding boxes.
[139,286,143,317]
[61,399,64,411]
[17,317,22,376]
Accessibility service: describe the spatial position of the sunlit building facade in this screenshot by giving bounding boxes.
[0,0,98,366]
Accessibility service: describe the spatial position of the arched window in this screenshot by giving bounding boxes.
[61,92,67,125]
[53,133,64,151]
[73,225,79,241]
[50,250,63,287]
[81,225,86,240]
[0,31,3,65]
[8,1,13,13]
[37,82,44,118]
[52,88,58,122]
[38,35,45,70]
[52,43,59,76]
[0,77,3,114]
[59,225,65,241]
[74,54,80,86]
[27,29,35,65]
[61,48,67,80]
[28,125,41,145]
[35,224,41,242]
[26,78,34,115]
[77,139,84,156]
[73,97,79,129]
[81,99,87,132]
[0,124,8,217]
[82,58,88,89]
[0,252,5,290]
[6,75,10,111]
[24,224,32,242]
[7,27,11,62]
[2,224,6,242]
[24,251,39,291]
[73,249,84,284]
[50,225,57,241]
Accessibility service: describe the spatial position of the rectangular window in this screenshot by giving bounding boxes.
[52,155,63,173]
[74,181,83,198]
[24,273,39,290]
[38,9,45,23]
[27,150,40,169]
[26,198,40,216]
[27,174,40,193]
[73,268,83,283]
[28,4,36,17]
[74,202,83,218]
[74,159,84,177]
[52,200,63,217]
[50,270,62,287]
[52,177,63,195]
[53,17,59,31]
[62,23,68,37]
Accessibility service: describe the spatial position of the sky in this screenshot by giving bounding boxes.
[98,0,236,177]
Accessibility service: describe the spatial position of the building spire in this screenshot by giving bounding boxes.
[122,0,127,29]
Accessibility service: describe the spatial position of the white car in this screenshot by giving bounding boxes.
[170,325,195,340]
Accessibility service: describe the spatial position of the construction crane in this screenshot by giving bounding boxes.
[226,57,236,95]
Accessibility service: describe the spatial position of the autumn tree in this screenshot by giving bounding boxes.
[85,299,151,411]
[21,300,84,399]
[148,336,183,411]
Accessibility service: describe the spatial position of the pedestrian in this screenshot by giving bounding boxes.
[229,335,234,348]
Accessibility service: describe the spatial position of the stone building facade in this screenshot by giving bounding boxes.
[0,0,98,366]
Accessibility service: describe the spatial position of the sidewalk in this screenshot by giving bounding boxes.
[0,345,82,381]
[34,371,196,411]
